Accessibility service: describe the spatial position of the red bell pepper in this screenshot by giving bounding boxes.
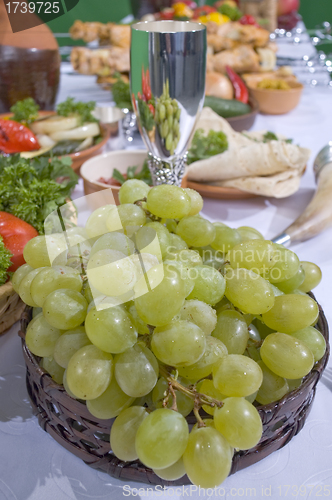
[239,14,260,27]
[160,8,175,20]
[225,66,249,104]
[0,119,40,154]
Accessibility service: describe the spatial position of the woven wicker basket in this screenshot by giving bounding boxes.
[0,282,25,335]
[19,298,329,486]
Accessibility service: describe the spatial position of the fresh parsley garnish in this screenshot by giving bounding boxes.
[10,98,40,124]
[0,236,12,286]
[187,129,228,164]
[0,155,78,234]
[56,97,97,125]
[112,160,152,186]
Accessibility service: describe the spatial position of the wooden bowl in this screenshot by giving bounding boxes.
[0,111,110,173]
[248,81,304,115]
[81,149,188,205]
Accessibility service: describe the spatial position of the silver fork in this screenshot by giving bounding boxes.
[321,366,332,391]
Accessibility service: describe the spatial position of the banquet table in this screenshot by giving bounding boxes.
[1,34,332,500]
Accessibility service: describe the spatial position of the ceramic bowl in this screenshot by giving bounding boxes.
[248,81,303,115]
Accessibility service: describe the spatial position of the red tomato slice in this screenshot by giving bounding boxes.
[0,119,40,154]
[0,212,39,272]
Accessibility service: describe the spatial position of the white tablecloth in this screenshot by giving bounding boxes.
[1,44,332,500]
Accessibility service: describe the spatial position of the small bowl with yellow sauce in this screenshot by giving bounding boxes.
[246,77,303,115]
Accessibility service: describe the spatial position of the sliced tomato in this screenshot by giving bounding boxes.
[0,119,40,154]
[0,212,38,272]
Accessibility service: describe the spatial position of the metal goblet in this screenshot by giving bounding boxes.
[130,20,207,186]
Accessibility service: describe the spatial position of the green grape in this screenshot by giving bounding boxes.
[12,264,33,293]
[130,252,159,280]
[26,313,62,357]
[276,266,305,293]
[18,268,44,307]
[184,188,203,216]
[176,216,216,247]
[85,305,137,354]
[107,204,146,236]
[66,344,113,400]
[265,244,300,283]
[271,283,285,297]
[298,261,322,292]
[198,379,226,415]
[30,266,83,307]
[152,377,194,417]
[43,289,88,330]
[119,179,150,205]
[114,343,159,397]
[210,224,242,253]
[153,457,186,481]
[90,232,135,258]
[23,234,67,268]
[252,317,276,339]
[214,397,262,450]
[244,345,261,362]
[214,296,233,315]
[87,377,135,419]
[136,408,189,469]
[213,354,263,397]
[165,219,178,233]
[127,303,149,335]
[134,264,186,326]
[187,265,226,306]
[289,326,326,362]
[225,267,275,315]
[32,307,42,318]
[171,249,203,267]
[287,378,303,391]
[248,323,261,342]
[179,299,217,336]
[227,240,274,275]
[53,327,91,368]
[246,390,258,404]
[212,310,249,355]
[177,336,227,380]
[191,419,216,431]
[167,233,188,253]
[237,226,264,241]
[147,185,191,219]
[110,406,149,461]
[261,294,319,333]
[41,356,65,385]
[260,332,314,379]
[163,259,194,297]
[183,426,232,488]
[135,222,169,260]
[151,320,206,367]
[63,369,78,399]
[85,205,118,238]
[87,249,137,297]
[255,360,289,405]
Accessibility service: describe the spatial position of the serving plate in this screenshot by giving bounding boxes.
[0,111,111,172]
[185,180,256,200]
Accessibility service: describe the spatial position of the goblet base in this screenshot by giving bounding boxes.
[148,153,186,186]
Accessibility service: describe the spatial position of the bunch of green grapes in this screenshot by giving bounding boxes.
[155,80,181,156]
[13,178,326,489]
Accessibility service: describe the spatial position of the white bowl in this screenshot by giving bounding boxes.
[80,149,148,204]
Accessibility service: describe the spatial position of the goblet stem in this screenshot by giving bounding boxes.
[147,153,187,186]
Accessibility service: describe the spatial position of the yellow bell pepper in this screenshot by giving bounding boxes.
[172,2,193,18]
[198,12,230,24]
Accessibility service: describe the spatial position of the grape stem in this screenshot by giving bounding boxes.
[158,365,224,419]
[134,198,161,222]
